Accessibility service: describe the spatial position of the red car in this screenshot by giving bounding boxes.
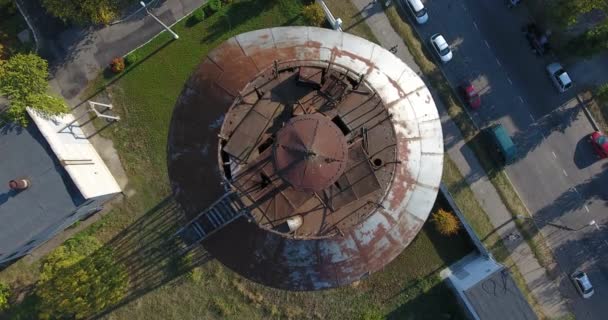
[461,83,481,110]
[590,131,608,158]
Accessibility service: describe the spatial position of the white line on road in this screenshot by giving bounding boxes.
[572,187,579,195]
[484,40,490,49]
[507,77,512,85]
[518,96,525,104]
[552,151,557,159]
[563,169,568,177]
[584,205,590,212]
[496,58,502,66]
[473,21,478,30]
[529,113,535,121]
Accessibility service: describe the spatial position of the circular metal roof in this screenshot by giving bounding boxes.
[273,114,348,192]
[167,27,444,290]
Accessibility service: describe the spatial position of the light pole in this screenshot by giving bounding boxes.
[140,1,179,40]
[516,215,600,232]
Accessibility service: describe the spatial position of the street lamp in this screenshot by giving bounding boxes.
[516,215,600,232]
[140,1,179,40]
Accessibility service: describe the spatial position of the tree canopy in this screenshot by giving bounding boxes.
[41,0,118,25]
[552,0,608,26]
[0,53,68,125]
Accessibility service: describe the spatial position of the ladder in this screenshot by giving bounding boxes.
[174,192,248,253]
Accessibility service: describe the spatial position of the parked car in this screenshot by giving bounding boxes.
[546,62,572,93]
[430,33,452,63]
[404,0,428,24]
[460,83,481,110]
[486,124,517,165]
[590,131,608,158]
[571,271,594,299]
[523,23,550,56]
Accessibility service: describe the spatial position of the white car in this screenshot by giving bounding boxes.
[571,271,594,299]
[430,33,452,63]
[546,62,572,93]
[405,0,428,24]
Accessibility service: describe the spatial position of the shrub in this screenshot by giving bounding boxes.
[302,3,325,27]
[193,7,205,22]
[208,0,222,13]
[36,236,128,319]
[359,306,382,320]
[431,209,460,236]
[124,51,141,66]
[110,57,125,73]
[597,83,608,105]
[0,282,9,311]
[41,0,118,25]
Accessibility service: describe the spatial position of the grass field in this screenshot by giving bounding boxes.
[0,1,474,319]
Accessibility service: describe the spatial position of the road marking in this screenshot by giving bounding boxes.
[529,113,535,121]
[496,58,502,66]
[552,151,557,159]
[485,40,490,49]
[473,21,478,30]
[507,76,512,85]
[562,169,568,177]
[572,187,579,195]
[584,205,590,212]
[518,96,525,104]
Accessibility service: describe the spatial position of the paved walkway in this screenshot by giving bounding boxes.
[347,0,569,317]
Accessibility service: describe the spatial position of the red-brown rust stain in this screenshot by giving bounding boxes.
[388,129,415,210]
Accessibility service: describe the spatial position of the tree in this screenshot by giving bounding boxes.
[552,0,608,27]
[41,0,118,25]
[302,3,325,27]
[431,209,460,236]
[0,53,68,125]
[36,236,128,319]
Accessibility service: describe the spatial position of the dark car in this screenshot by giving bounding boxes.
[590,131,608,158]
[460,83,481,110]
[523,23,550,56]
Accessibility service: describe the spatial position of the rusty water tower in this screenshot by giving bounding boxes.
[168,27,443,290]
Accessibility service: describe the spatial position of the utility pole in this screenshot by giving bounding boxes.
[140,1,179,40]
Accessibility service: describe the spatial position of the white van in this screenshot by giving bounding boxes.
[404,0,428,24]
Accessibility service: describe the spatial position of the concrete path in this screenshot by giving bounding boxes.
[346,0,570,317]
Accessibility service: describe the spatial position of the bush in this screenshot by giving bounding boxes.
[431,209,460,236]
[597,83,608,104]
[359,306,382,320]
[302,3,325,27]
[36,236,128,319]
[110,57,125,73]
[41,0,118,25]
[124,51,141,66]
[0,282,9,311]
[192,7,205,22]
[208,0,222,13]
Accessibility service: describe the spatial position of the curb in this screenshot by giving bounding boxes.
[14,0,40,53]
[577,92,601,131]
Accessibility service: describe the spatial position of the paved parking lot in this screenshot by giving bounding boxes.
[404,0,608,318]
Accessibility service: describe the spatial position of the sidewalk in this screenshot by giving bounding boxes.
[347,0,569,317]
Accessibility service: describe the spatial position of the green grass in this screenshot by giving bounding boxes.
[0,0,473,319]
[384,3,555,270]
[323,0,380,44]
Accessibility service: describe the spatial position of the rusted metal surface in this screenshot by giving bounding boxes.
[273,114,348,192]
[167,27,443,290]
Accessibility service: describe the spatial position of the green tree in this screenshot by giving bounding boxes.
[0,53,68,125]
[552,0,608,27]
[0,282,9,311]
[302,3,325,27]
[36,236,129,320]
[431,209,460,236]
[41,0,118,25]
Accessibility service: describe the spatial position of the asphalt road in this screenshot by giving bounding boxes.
[402,0,608,318]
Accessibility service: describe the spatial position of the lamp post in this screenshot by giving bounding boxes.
[140,1,179,40]
[516,215,600,232]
